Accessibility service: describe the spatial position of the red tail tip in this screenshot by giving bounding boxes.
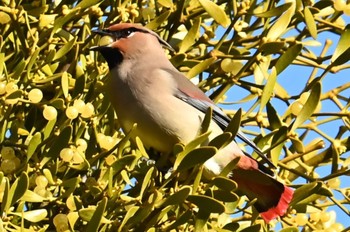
[260,186,294,223]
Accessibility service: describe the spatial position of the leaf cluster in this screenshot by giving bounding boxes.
[0,0,349,231]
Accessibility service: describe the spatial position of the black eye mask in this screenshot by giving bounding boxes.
[96,27,173,50]
[102,27,141,40]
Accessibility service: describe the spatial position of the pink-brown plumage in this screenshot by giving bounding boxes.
[92,23,294,222]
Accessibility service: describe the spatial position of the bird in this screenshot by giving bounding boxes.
[91,23,293,222]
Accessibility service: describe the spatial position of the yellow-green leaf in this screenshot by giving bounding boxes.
[53,37,77,61]
[170,53,186,67]
[72,74,86,97]
[331,24,350,62]
[176,146,217,171]
[145,10,171,30]
[157,0,173,8]
[220,59,243,75]
[179,18,201,53]
[27,132,41,161]
[253,2,292,18]
[59,176,81,199]
[86,198,108,232]
[116,123,137,157]
[140,167,154,199]
[304,7,317,39]
[76,0,104,9]
[219,157,240,177]
[135,136,149,159]
[259,41,286,55]
[199,0,230,27]
[26,49,40,79]
[193,165,203,193]
[194,209,210,231]
[290,137,305,154]
[118,206,139,232]
[212,189,239,202]
[26,6,48,17]
[318,185,333,197]
[146,207,173,230]
[61,71,69,98]
[259,67,277,113]
[6,89,22,100]
[41,64,53,76]
[11,209,47,223]
[208,132,232,150]
[224,108,242,137]
[165,210,192,230]
[266,103,282,130]
[79,209,94,221]
[161,186,191,207]
[39,14,57,29]
[68,212,79,229]
[270,127,288,165]
[212,176,237,191]
[0,12,11,24]
[0,53,4,77]
[266,2,295,41]
[275,82,290,99]
[178,131,211,159]
[187,57,216,79]
[43,118,57,140]
[46,125,72,158]
[187,195,225,213]
[43,168,56,185]
[79,205,111,224]
[290,82,321,132]
[12,60,26,80]
[201,108,212,134]
[53,9,80,33]
[5,173,29,212]
[110,155,137,175]
[291,182,321,206]
[0,177,9,214]
[275,44,302,74]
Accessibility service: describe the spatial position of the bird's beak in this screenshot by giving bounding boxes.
[91,29,112,36]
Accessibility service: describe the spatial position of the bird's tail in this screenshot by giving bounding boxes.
[231,168,293,222]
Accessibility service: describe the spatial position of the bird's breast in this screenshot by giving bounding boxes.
[107,68,201,152]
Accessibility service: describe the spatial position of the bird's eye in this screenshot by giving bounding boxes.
[124,29,135,38]
[114,29,137,39]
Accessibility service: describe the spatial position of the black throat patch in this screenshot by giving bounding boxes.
[98,46,123,69]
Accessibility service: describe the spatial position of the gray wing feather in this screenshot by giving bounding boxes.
[175,90,276,169]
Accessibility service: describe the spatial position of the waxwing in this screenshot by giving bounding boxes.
[91,23,293,222]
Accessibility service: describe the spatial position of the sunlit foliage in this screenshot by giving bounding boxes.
[0,0,349,231]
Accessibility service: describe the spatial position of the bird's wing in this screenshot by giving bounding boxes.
[162,68,275,168]
[175,90,276,171]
